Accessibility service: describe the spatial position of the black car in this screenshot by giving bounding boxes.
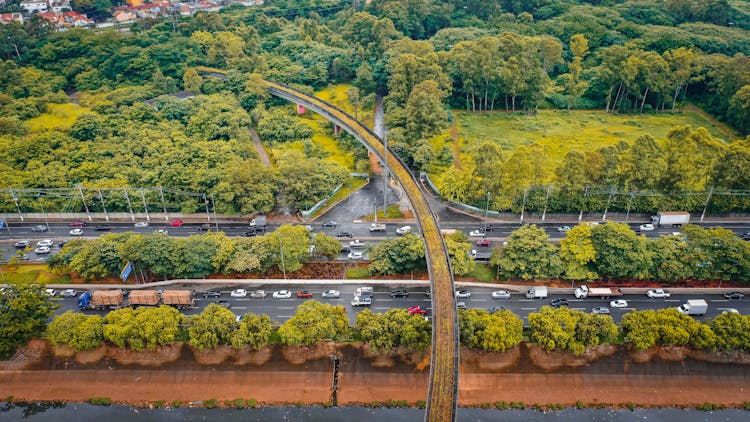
[550,298,569,308]
[203,291,221,298]
[340,245,351,254]
[217,300,231,309]
[243,229,257,237]
[724,291,745,299]
[742,231,750,241]
[478,224,495,232]
[323,220,337,228]
[94,224,112,231]
[336,231,353,238]
[390,289,409,298]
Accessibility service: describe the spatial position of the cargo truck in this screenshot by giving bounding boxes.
[249,215,267,231]
[369,223,386,232]
[651,211,690,227]
[677,299,708,315]
[161,290,195,309]
[128,290,160,306]
[352,286,373,306]
[525,286,548,299]
[78,290,124,310]
[574,285,623,299]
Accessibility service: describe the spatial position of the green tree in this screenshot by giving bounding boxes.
[621,308,716,351]
[230,313,273,350]
[711,313,750,351]
[458,309,523,352]
[0,282,59,357]
[355,308,431,352]
[103,306,182,351]
[369,233,426,275]
[565,34,589,110]
[188,303,236,350]
[446,236,474,276]
[48,311,104,352]
[278,300,350,346]
[405,80,448,139]
[183,68,203,94]
[169,235,218,278]
[528,307,617,355]
[559,224,599,281]
[491,225,561,280]
[590,223,652,279]
[313,233,342,260]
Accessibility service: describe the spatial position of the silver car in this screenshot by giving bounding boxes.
[321,290,340,298]
[491,290,510,299]
[250,290,267,298]
[592,307,610,315]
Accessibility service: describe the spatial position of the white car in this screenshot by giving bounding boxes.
[396,226,412,235]
[646,289,671,298]
[44,288,56,296]
[592,306,610,314]
[70,228,84,236]
[36,239,54,248]
[134,221,149,228]
[60,289,77,298]
[250,290,267,298]
[321,290,340,298]
[273,290,292,299]
[722,308,740,314]
[468,230,485,237]
[491,290,511,299]
[610,299,629,308]
[639,224,655,231]
[230,289,248,298]
[34,246,51,254]
[455,289,471,298]
[350,239,365,248]
[348,251,364,260]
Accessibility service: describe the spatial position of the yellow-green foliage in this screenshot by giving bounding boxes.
[452,110,731,165]
[25,103,92,132]
[315,84,374,126]
[0,264,57,284]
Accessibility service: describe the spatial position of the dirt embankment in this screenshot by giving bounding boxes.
[1,340,749,408]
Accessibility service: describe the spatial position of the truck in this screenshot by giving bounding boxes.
[677,299,708,315]
[161,290,195,309]
[574,285,623,299]
[78,290,124,310]
[470,249,491,261]
[352,286,373,306]
[525,286,548,299]
[369,223,386,232]
[128,290,160,306]
[249,215,267,231]
[652,211,690,227]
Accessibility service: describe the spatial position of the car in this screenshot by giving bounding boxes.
[230,289,248,298]
[408,305,428,315]
[169,219,184,227]
[742,230,750,241]
[199,223,211,231]
[154,229,168,235]
[203,291,221,298]
[550,298,569,308]
[491,290,511,299]
[456,302,467,310]
[94,224,112,231]
[31,225,48,232]
[60,289,77,298]
[321,290,340,298]
[478,224,495,232]
[592,307,610,314]
[348,251,364,260]
[671,232,682,237]
[36,239,54,247]
[217,300,231,309]
[390,289,409,298]
[455,289,471,298]
[647,289,671,298]
[722,308,740,314]
[350,239,365,248]
[724,291,745,299]
[476,239,492,247]
[336,231,353,238]
[243,229,257,237]
[68,220,86,227]
[468,230,485,237]
[297,290,313,298]
[340,245,351,254]
[134,221,149,228]
[69,228,84,236]
[14,240,30,248]
[556,225,572,232]
[304,225,314,231]
[610,299,629,308]
[57,240,68,248]
[396,226,412,235]
[34,246,51,254]
[250,290,267,298]
[44,288,56,297]
[639,224,655,231]
[273,290,292,299]
[323,220,337,228]
[488,306,506,314]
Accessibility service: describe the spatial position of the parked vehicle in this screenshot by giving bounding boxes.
[651,211,690,227]
[647,289,671,298]
[323,220,337,228]
[408,305,428,315]
[273,290,292,299]
[550,298,569,308]
[250,290,267,298]
[396,226,412,235]
[369,223,386,232]
[78,290,124,310]
[724,291,745,299]
[336,231,353,238]
[677,299,708,315]
[297,290,313,298]
[390,289,409,298]
[491,290,510,299]
[321,290,340,298]
[31,225,48,232]
[525,286,548,299]
[610,299,629,308]
[574,285,623,299]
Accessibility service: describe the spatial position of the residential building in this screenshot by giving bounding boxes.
[20,0,49,14]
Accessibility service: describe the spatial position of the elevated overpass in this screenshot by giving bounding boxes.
[265,81,459,421]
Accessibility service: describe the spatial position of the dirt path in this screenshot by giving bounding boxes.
[685,104,738,141]
[248,125,271,167]
[450,122,462,170]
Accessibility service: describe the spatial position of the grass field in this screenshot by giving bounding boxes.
[443,109,735,166]
[25,103,92,132]
[0,263,58,284]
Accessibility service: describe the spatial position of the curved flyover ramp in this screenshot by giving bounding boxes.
[265,81,459,421]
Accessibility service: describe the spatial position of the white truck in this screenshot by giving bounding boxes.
[249,215,267,231]
[574,285,623,299]
[651,211,690,227]
[369,223,386,232]
[525,286,548,299]
[352,287,373,306]
[677,299,708,315]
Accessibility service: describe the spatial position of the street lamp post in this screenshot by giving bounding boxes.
[484,192,490,229]
[278,232,287,280]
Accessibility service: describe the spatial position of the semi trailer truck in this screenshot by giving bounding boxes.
[651,211,690,227]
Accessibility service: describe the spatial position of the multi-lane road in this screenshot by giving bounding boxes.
[50,284,749,324]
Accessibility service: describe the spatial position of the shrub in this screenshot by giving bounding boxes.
[87,397,112,406]
[494,401,508,410]
[415,400,427,409]
[152,401,165,408]
[170,400,181,408]
[203,399,218,409]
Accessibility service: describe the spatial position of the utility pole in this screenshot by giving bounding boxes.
[10,189,23,221]
[211,193,219,232]
[602,186,615,221]
[578,185,589,223]
[278,232,287,280]
[77,185,91,221]
[484,191,490,229]
[541,186,551,222]
[98,188,109,221]
[140,188,150,221]
[123,188,135,221]
[700,186,714,223]
[158,186,168,221]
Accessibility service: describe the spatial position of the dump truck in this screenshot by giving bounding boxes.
[78,290,124,310]
[574,285,623,299]
[525,286,548,299]
[369,223,386,232]
[651,211,690,227]
[128,290,160,306]
[161,290,194,309]
[677,299,708,316]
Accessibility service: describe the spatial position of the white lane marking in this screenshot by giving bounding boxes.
[521,307,537,310]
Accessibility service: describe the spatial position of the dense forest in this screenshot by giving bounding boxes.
[1,0,749,214]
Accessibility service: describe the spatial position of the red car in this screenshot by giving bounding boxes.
[297,290,313,298]
[408,305,428,315]
[169,219,184,227]
[68,220,86,227]
[476,239,492,247]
